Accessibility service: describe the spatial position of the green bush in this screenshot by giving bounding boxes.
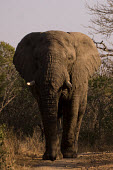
[80,76,113,151]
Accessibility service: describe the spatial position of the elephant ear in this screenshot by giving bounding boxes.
[70,32,101,87]
[13,33,39,82]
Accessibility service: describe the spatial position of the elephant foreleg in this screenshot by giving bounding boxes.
[41,113,58,161]
[42,113,63,160]
[61,98,79,158]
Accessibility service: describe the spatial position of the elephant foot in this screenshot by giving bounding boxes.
[56,151,63,160]
[43,152,56,161]
[63,151,77,158]
[43,151,63,161]
[61,142,78,158]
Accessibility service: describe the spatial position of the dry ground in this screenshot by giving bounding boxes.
[15,152,113,170]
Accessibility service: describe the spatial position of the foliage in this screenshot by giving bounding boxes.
[87,0,113,73]
[1,87,42,136]
[0,42,21,113]
[0,41,43,168]
[86,1,113,149]
[0,42,42,137]
[80,75,113,151]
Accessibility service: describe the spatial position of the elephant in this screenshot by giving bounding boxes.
[13,31,101,161]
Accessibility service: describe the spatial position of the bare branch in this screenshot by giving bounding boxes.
[87,0,113,36]
[0,95,16,113]
[100,53,113,57]
[93,39,113,58]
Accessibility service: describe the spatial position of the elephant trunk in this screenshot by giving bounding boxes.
[39,91,58,160]
[37,61,71,160]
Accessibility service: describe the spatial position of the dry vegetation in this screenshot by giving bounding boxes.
[0,127,45,169]
[1,128,113,169]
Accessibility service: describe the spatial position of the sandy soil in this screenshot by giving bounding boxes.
[15,152,113,170]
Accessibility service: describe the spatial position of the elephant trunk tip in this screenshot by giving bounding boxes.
[27,80,35,86]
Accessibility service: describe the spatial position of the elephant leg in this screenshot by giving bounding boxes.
[61,98,79,158]
[42,114,63,160]
[61,85,88,158]
[57,116,63,159]
[74,95,87,154]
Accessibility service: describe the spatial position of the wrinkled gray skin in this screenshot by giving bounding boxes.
[13,31,101,161]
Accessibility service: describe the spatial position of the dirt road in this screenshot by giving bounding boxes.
[15,152,113,169]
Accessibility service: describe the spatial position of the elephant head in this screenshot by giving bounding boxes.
[13,31,101,160]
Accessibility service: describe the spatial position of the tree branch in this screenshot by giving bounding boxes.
[86,0,113,36]
[0,95,16,113]
[93,40,113,57]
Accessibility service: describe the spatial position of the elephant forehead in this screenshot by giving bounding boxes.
[49,41,76,59]
[34,37,76,62]
[45,32,76,59]
[22,31,76,62]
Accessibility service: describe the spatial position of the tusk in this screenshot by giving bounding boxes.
[27,80,35,86]
[66,80,72,89]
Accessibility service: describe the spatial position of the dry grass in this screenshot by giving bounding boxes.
[0,127,45,169]
[0,129,17,169]
[1,127,113,169]
[18,128,45,157]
